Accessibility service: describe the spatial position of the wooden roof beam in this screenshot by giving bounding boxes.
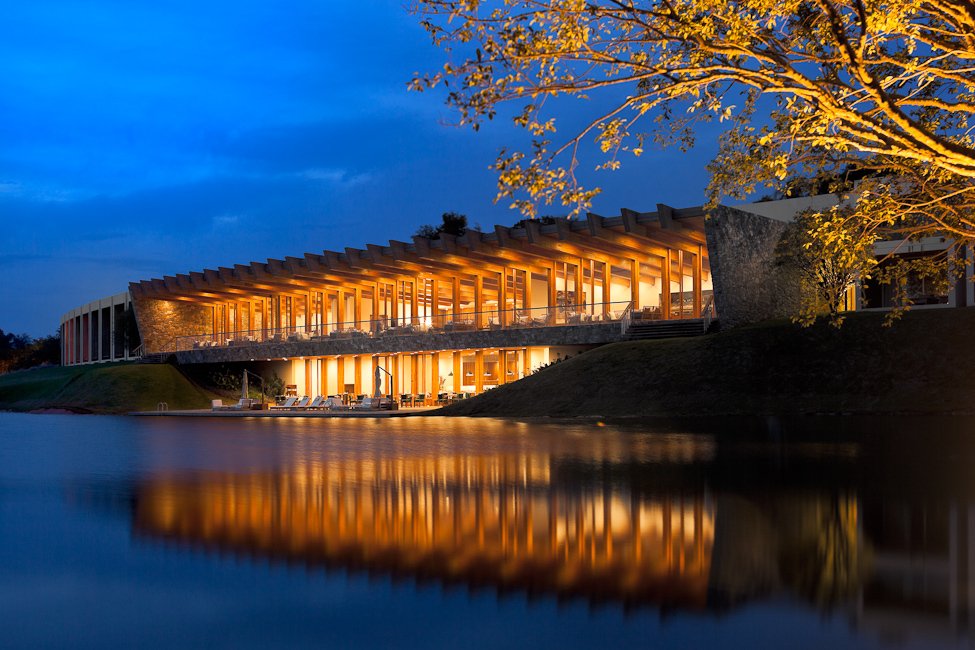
[655,203,676,230]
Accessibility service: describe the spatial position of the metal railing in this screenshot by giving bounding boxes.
[702,296,716,333]
[619,302,633,336]
[172,301,635,352]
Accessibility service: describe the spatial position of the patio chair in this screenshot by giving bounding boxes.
[322,395,345,411]
[230,398,253,410]
[322,396,344,410]
[356,397,380,410]
[269,397,298,410]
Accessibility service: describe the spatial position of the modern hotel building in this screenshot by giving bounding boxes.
[60,205,714,401]
[62,196,974,401]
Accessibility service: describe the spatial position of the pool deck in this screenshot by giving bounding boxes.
[131,407,441,418]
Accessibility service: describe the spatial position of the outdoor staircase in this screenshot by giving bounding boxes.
[136,352,169,364]
[623,318,708,341]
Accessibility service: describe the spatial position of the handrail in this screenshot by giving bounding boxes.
[619,301,633,336]
[169,300,635,352]
[702,296,715,333]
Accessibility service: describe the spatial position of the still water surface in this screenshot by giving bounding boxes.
[1,412,973,649]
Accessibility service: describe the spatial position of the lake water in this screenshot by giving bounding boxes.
[1,412,974,649]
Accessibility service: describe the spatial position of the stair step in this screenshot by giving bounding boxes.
[623,318,706,341]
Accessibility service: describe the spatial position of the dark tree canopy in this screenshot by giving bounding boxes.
[414,212,470,239]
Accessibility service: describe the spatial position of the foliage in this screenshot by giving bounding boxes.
[0,329,60,373]
[414,211,470,239]
[265,372,285,398]
[775,202,880,327]
[208,365,284,399]
[779,494,869,610]
[411,0,975,286]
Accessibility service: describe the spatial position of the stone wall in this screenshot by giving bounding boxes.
[132,298,213,355]
[704,205,807,329]
[174,322,624,365]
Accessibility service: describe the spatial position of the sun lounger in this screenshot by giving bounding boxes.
[269,397,298,410]
[307,396,324,409]
[290,396,311,410]
[356,397,381,410]
[323,397,346,410]
[212,398,254,411]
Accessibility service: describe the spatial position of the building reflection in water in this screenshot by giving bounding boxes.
[133,450,714,609]
[124,428,975,647]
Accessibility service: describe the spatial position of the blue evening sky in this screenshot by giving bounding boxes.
[1,1,718,336]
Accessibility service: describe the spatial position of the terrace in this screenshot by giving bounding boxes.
[170,301,640,364]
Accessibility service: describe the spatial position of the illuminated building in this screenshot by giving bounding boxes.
[59,206,715,399]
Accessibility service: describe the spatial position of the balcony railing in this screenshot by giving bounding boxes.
[172,301,635,353]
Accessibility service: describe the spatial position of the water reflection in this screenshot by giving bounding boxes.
[132,452,715,609]
[66,415,975,647]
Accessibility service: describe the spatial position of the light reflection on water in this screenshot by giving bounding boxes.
[3,413,975,648]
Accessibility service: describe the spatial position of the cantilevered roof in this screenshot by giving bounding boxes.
[130,205,709,303]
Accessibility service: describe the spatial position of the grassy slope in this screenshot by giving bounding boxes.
[0,363,216,413]
[441,308,975,418]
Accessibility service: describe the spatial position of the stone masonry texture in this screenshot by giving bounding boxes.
[704,205,807,328]
[173,322,624,365]
[133,297,213,355]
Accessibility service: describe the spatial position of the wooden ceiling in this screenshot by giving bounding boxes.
[130,206,710,304]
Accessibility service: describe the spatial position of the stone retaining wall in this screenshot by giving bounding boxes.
[133,298,213,355]
[704,205,807,328]
[174,322,624,364]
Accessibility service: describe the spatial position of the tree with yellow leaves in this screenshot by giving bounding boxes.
[411,0,975,313]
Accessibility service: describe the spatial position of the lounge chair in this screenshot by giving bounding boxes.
[308,395,324,409]
[269,397,298,410]
[356,397,381,410]
[291,396,311,410]
[323,396,345,410]
[212,398,252,411]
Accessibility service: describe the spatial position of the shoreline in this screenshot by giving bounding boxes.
[129,407,439,418]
